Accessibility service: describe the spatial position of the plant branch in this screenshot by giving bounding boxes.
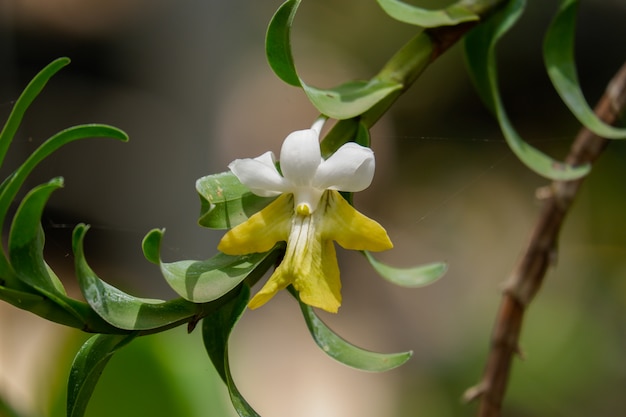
[463,61,626,417]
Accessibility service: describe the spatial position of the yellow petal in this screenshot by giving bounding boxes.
[218,193,292,255]
[294,239,341,313]
[248,266,292,309]
[322,190,393,252]
[248,211,342,313]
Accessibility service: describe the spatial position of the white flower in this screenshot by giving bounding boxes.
[228,118,375,214]
[218,118,392,313]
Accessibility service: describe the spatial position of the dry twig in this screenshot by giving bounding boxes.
[464,61,626,417]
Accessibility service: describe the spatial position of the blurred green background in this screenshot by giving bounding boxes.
[0,1,624,416]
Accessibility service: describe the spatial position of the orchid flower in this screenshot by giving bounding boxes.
[218,118,392,313]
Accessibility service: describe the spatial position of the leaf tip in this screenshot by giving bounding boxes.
[142,228,164,264]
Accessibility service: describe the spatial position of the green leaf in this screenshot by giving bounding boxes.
[0,284,47,309]
[266,0,402,119]
[196,172,275,230]
[9,178,68,295]
[72,224,200,331]
[376,0,479,27]
[7,178,118,330]
[364,252,446,287]
[303,79,403,120]
[142,228,280,303]
[464,0,590,180]
[202,285,261,417]
[544,0,626,139]
[291,288,412,372]
[0,284,88,330]
[266,0,301,86]
[0,178,11,275]
[67,333,137,417]
[0,57,70,167]
[141,228,163,265]
[0,124,128,254]
[0,59,127,287]
[160,255,276,303]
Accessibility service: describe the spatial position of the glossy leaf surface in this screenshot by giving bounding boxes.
[67,333,137,417]
[196,172,275,230]
[292,288,412,371]
[73,224,200,331]
[143,228,279,303]
[365,252,447,287]
[376,0,479,27]
[544,0,626,139]
[0,284,91,330]
[8,178,119,331]
[464,0,590,180]
[303,79,402,120]
[9,178,68,295]
[265,0,300,86]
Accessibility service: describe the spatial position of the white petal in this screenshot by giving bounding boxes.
[254,151,279,169]
[279,128,323,187]
[229,151,288,197]
[313,142,375,192]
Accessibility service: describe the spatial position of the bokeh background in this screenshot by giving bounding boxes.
[1,0,625,416]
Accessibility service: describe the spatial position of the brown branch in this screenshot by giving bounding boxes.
[463,61,626,417]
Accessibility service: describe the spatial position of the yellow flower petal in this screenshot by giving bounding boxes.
[248,266,292,309]
[248,210,342,313]
[223,190,390,313]
[217,193,292,255]
[294,239,341,313]
[321,190,393,252]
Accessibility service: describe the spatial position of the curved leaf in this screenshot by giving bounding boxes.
[8,178,118,330]
[196,172,275,230]
[9,178,67,294]
[0,124,128,249]
[142,228,279,303]
[364,252,446,287]
[73,224,200,331]
[67,333,137,417]
[0,57,70,167]
[0,284,93,330]
[266,0,301,86]
[544,0,626,139]
[303,79,403,120]
[141,228,164,265]
[202,285,261,417]
[464,0,590,180]
[266,0,402,119]
[376,0,479,27]
[0,60,127,284]
[291,287,412,372]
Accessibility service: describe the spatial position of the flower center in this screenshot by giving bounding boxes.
[292,187,324,215]
[296,203,311,216]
